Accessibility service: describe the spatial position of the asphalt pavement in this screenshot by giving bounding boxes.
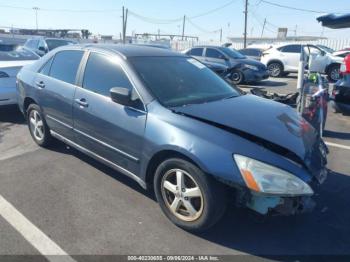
[1,76,350,261]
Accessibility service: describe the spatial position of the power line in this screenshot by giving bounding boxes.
[186,17,221,34]
[189,0,238,19]
[0,3,121,13]
[260,0,348,14]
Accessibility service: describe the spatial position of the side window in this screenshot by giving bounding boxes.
[190,48,203,56]
[49,50,84,84]
[39,57,53,75]
[280,45,301,53]
[206,48,225,59]
[82,52,133,97]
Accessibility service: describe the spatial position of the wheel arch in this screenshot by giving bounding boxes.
[325,62,340,74]
[23,97,38,117]
[144,149,205,190]
[267,59,284,70]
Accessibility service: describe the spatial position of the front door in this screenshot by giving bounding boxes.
[73,51,146,175]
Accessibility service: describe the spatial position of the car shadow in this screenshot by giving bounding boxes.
[0,105,25,125]
[46,140,156,201]
[46,139,350,258]
[324,130,350,140]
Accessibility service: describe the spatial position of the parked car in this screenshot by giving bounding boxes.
[0,43,19,52]
[316,44,335,54]
[183,46,269,84]
[0,47,39,106]
[24,37,77,56]
[261,44,343,81]
[238,48,263,61]
[17,45,328,231]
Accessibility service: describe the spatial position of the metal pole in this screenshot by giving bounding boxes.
[261,18,266,38]
[243,0,248,48]
[220,28,222,42]
[182,15,186,40]
[124,8,128,43]
[122,6,125,44]
[33,7,39,31]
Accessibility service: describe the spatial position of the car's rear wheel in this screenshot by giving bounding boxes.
[154,158,227,232]
[267,62,283,77]
[27,104,52,147]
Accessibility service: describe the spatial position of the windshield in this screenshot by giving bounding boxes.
[46,39,75,51]
[219,47,246,59]
[129,56,240,107]
[0,47,39,61]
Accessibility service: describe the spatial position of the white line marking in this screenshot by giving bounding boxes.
[325,141,350,151]
[0,195,75,262]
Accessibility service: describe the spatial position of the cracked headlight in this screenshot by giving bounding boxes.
[234,155,313,196]
[244,64,259,71]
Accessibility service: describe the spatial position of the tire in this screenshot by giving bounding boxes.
[267,62,283,77]
[230,70,244,85]
[27,104,52,147]
[327,64,340,82]
[154,158,227,232]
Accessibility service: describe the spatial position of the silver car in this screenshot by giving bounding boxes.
[0,46,39,106]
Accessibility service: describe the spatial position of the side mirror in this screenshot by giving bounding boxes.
[110,87,133,106]
[38,46,47,52]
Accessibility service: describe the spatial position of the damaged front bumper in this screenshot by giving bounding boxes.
[246,193,316,215]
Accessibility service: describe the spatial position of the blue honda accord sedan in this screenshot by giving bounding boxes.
[16,44,328,231]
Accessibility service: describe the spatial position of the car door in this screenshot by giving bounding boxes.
[279,44,301,71]
[35,50,84,141]
[204,48,228,66]
[73,51,147,175]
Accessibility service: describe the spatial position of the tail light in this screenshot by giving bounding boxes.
[343,54,350,74]
[0,71,9,78]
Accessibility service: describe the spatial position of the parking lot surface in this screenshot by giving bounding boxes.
[1,76,350,260]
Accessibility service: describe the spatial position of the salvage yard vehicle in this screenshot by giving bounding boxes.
[17,45,328,231]
[238,48,264,61]
[24,37,77,56]
[261,44,343,81]
[183,46,269,84]
[0,47,39,106]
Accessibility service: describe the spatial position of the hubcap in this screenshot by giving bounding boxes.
[161,169,203,222]
[231,72,241,82]
[29,110,44,141]
[268,64,281,77]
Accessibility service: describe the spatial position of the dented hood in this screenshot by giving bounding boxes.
[172,94,321,165]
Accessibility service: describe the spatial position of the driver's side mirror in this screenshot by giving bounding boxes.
[38,46,47,53]
[110,87,133,106]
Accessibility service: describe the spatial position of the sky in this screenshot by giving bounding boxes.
[1,0,350,41]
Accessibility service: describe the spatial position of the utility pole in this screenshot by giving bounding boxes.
[33,7,39,32]
[243,0,248,48]
[182,15,186,40]
[124,8,128,43]
[122,6,125,43]
[294,24,297,37]
[220,28,222,42]
[261,18,266,38]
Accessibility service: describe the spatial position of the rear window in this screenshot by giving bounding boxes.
[188,48,203,56]
[46,39,75,51]
[0,47,39,61]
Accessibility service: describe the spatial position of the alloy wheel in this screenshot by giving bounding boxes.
[330,68,340,81]
[268,63,281,77]
[161,169,204,222]
[29,110,45,141]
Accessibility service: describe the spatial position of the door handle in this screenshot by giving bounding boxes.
[35,81,45,88]
[75,98,89,108]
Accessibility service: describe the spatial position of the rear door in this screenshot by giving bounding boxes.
[204,48,228,66]
[279,44,301,71]
[187,47,205,62]
[35,50,84,140]
[73,51,146,175]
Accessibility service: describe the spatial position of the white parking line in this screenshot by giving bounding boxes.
[325,141,350,151]
[0,195,75,262]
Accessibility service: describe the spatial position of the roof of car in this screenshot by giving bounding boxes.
[81,44,182,58]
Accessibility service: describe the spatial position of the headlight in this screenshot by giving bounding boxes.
[244,64,259,71]
[234,155,313,196]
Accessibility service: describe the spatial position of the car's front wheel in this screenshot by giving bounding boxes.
[230,70,244,84]
[154,158,227,232]
[267,62,283,77]
[327,64,340,82]
[27,104,52,147]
